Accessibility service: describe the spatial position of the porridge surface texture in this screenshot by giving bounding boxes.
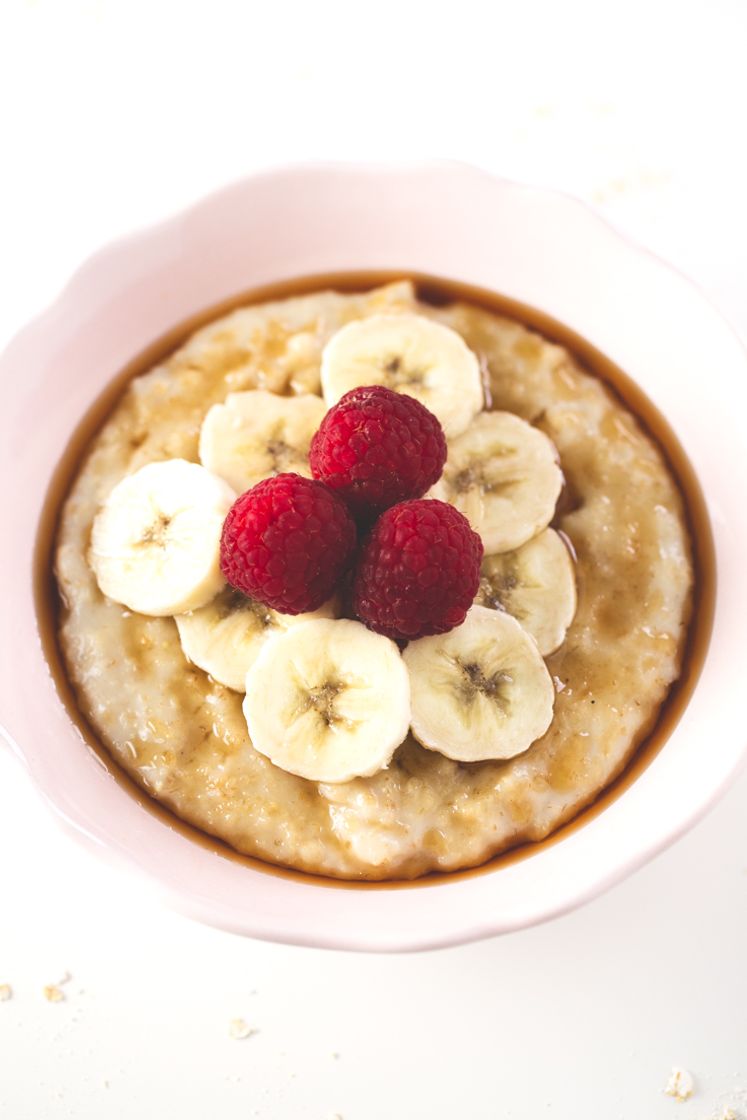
[55,281,693,879]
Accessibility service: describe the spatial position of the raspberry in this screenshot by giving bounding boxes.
[351,500,483,641]
[309,386,447,517]
[220,473,357,614]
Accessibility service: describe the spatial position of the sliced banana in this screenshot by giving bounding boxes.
[89,459,236,616]
[199,389,326,494]
[403,605,554,763]
[429,410,562,553]
[476,529,577,655]
[320,312,483,437]
[175,588,338,692]
[243,618,410,783]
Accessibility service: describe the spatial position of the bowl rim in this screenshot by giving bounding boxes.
[8,157,746,363]
[2,160,746,951]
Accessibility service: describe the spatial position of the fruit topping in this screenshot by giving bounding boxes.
[244,618,410,783]
[404,605,555,762]
[89,459,236,616]
[320,312,483,438]
[351,499,483,641]
[309,384,446,517]
[219,473,356,614]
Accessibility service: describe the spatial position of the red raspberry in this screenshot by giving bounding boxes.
[220,473,356,614]
[309,386,447,517]
[351,500,483,641]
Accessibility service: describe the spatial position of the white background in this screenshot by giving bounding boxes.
[1,1,746,1117]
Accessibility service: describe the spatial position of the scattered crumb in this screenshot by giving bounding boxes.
[713,1093,747,1120]
[43,971,72,1003]
[103,1081,109,1090]
[0,984,12,1002]
[664,1066,695,1102]
[331,1051,340,1060]
[228,1017,257,1040]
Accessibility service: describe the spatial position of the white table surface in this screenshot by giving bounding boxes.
[1,2,745,1117]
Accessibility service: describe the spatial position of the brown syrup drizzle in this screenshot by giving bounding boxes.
[32,271,716,890]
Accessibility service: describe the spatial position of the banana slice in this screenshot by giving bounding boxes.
[429,411,562,553]
[320,313,483,437]
[403,605,554,762]
[175,588,338,692]
[90,459,236,616]
[199,389,326,494]
[476,529,577,655]
[243,618,410,783]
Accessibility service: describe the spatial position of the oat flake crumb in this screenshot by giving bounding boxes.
[43,985,65,1003]
[715,1109,737,1120]
[664,1066,695,1102]
[0,984,12,1002]
[229,1017,256,1040]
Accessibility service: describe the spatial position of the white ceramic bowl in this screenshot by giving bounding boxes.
[1,163,746,951]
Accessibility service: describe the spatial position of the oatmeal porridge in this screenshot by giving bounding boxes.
[54,279,694,880]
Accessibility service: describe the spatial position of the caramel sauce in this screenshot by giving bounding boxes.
[33,271,716,889]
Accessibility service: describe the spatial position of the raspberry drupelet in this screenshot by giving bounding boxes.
[309,385,447,518]
[220,473,357,614]
[351,499,483,641]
